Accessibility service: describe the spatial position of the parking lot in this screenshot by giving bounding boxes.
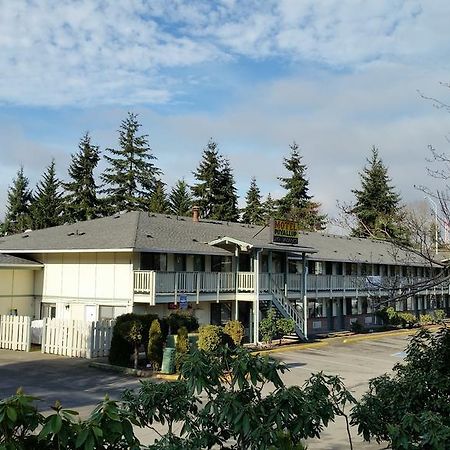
[0,333,411,449]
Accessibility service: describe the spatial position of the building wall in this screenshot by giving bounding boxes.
[0,269,37,317]
[39,252,134,320]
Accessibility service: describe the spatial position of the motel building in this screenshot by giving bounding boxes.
[0,210,448,343]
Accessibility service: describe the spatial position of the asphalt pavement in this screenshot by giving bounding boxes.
[0,333,411,449]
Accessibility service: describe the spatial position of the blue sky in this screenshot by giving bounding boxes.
[1,0,450,228]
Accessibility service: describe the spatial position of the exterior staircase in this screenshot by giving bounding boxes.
[267,276,307,341]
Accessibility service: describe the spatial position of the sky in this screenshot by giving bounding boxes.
[1,0,450,230]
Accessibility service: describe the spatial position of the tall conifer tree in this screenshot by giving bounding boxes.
[31,160,63,229]
[242,177,264,225]
[149,179,169,214]
[169,179,192,217]
[192,139,238,220]
[3,167,33,234]
[277,142,326,230]
[262,193,277,223]
[64,133,100,222]
[101,112,161,213]
[351,146,405,240]
[216,159,239,222]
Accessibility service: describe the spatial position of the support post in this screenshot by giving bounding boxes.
[253,249,263,345]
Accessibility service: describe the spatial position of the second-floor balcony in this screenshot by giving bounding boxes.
[134,271,440,300]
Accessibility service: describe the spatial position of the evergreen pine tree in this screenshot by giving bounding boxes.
[351,146,405,240]
[262,193,277,223]
[101,112,161,213]
[277,141,326,230]
[192,139,238,220]
[64,132,100,223]
[169,179,192,216]
[3,167,33,234]
[216,159,239,222]
[31,160,63,229]
[148,179,169,214]
[242,176,264,225]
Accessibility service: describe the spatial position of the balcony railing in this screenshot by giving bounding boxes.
[134,271,446,298]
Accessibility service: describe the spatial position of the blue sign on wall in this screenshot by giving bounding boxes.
[179,294,188,309]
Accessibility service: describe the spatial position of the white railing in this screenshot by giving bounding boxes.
[237,272,254,291]
[0,315,31,351]
[134,271,449,298]
[269,277,305,340]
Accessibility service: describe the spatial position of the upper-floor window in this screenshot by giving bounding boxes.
[141,252,167,271]
[193,254,205,272]
[325,261,333,275]
[174,254,186,272]
[211,255,232,272]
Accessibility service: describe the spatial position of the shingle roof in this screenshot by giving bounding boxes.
[0,211,429,266]
[0,254,42,267]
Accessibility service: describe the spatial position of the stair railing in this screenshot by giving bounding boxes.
[269,276,306,340]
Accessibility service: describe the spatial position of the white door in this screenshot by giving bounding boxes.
[85,305,97,322]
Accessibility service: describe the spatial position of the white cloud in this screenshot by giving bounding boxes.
[1,1,449,106]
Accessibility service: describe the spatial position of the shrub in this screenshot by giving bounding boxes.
[260,308,278,344]
[175,326,190,372]
[119,320,143,370]
[277,317,295,337]
[109,313,161,367]
[434,309,446,322]
[168,312,199,333]
[109,314,139,366]
[198,325,224,352]
[397,312,418,328]
[419,314,434,325]
[350,320,364,333]
[148,319,164,371]
[224,320,245,346]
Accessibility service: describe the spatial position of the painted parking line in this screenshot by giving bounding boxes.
[391,351,406,358]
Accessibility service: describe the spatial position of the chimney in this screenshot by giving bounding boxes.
[192,205,200,223]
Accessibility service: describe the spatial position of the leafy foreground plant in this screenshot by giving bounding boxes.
[123,345,356,449]
[0,389,139,450]
[351,327,450,449]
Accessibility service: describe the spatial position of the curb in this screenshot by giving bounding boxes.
[341,324,444,344]
[88,361,154,377]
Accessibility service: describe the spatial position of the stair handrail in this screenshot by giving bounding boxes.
[269,275,305,338]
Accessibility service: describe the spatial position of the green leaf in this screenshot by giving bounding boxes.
[6,406,17,422]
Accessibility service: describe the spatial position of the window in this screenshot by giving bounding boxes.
[99,306,127,320]
[211,302,232,325]
[288,260,303,274]
[174,254,186,272]
[335,262,343,275]
[211,255,232,272]
[308,300,323,318]
[373,264,380,276]
[325,261,333,275]
[141,253,167,271]
[193,255,205,272]
[99,306,114,320]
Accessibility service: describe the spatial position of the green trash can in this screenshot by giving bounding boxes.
[161,347,176,374]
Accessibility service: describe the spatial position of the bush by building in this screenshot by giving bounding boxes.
[224,320,244,346]
[148,319,164,371]
[198,324,224,352]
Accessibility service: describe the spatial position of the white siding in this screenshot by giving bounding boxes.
[0,269,36,316]
[40,252,133,319]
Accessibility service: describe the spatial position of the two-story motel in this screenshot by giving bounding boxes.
[0,210,447,342]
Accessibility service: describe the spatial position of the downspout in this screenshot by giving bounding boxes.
[253,248,263,345]
[302,252,308,340]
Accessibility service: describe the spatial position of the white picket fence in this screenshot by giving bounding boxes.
[41,318,115,359]
[0,315,31,351]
